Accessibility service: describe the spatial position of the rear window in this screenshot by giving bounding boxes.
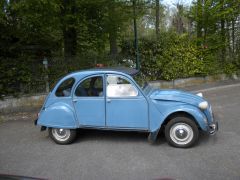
[55,78,75,97]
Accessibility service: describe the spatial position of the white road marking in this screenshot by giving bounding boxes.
[195,83,240,93]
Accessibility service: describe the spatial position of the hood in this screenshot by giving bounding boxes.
[150,89,205,107]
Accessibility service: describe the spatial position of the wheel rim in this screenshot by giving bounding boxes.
[169,123,194,145]
[52,128,71,142]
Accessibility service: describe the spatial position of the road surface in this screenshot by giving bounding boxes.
[0,82,240,180]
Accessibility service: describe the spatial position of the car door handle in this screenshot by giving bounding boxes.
[73,99,77,102]
[106,98,111,103]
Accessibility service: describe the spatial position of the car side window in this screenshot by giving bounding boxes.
[75,76,103,97]
[107,75,138,97]
[55,78,75,97]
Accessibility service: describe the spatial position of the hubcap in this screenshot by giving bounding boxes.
[52,128,71,142]
[175,128,188,139]
[169,123,194,145]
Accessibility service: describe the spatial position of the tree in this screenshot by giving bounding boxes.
[189,0,240,73]
[61,0,78,59]
[155,0,160,35]
[171,4,185,34]
[107,0,118,57]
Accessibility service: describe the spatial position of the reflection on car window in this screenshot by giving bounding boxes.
[75,76,103,97]
[107,75,138,97]
[55,78,75,97]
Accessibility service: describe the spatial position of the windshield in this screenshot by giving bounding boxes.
[133,72,155,94]
[133,72,147,88]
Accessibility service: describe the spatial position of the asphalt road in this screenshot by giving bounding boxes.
[0,82,240,180]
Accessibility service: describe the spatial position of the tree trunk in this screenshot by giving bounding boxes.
[63,27,77,58]
[220,18,225,62]
[196,0,203,46]
[109,30,118,57]
[220,0,226,63]
[61,0,77,60]
[231,18,235,58]
[155,0,160,36]
[108,1,118,58]
[133,0,139,70]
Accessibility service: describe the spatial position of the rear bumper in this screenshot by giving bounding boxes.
[34,119,46,131]
[34,119,38,125]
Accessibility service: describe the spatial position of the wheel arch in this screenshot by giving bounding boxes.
[148,110,202,144]
[162,111,200,130]
[148,106,207,143]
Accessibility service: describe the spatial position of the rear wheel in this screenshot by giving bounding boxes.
[49,128,77,145]
[165,116,199,148]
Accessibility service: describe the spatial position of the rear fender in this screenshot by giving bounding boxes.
[37,102,78,129]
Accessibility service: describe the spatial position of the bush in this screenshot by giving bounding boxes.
[120,32,205,80]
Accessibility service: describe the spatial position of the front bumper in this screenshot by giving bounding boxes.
[208,121,218,135]
[206,107,218,135]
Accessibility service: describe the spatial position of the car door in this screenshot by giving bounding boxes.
[73,75,105,127]
[106,74,148,129]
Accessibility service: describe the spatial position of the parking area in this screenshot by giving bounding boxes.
[0,82,240,180]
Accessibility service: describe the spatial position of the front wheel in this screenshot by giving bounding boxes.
[49,128,77,145]
[165,116,199,148]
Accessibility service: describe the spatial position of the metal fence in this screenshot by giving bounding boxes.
[4,55,117,96]
[1,53,136,98]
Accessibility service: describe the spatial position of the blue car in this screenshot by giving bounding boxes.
[35,68,218,148]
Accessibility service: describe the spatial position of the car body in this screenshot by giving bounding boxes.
[35,68,218,148]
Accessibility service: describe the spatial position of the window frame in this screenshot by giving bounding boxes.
[74,74,105,98]
[55,77,76,98]
[106,74,139,98]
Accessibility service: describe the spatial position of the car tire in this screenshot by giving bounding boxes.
[49,128,77,145]
[165,116,199,148]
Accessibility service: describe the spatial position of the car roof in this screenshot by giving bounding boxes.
[53,67,141,92]
[90,67,139,76]
[69,67,140,77]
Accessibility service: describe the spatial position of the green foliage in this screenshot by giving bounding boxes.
[11,0,62,49]
[121,32,205,80]
[0,0,240,97]
[0,57,33,97]
[224,62,238,75]
[190,0,240,63]
[158,39,204,80]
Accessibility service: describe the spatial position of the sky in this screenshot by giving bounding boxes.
[161,0,194,7]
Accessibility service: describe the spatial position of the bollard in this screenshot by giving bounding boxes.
[43,57,49,93]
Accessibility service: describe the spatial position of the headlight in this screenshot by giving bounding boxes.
[199,101,208,110]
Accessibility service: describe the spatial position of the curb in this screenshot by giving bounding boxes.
[195,83,240,93]
[149,74,239,89]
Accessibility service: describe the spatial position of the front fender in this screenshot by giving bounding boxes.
[37,102,78,129]
[161,104,208,131]
[148,101,208,142]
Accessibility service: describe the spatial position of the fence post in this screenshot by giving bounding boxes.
[43,57,49,93]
